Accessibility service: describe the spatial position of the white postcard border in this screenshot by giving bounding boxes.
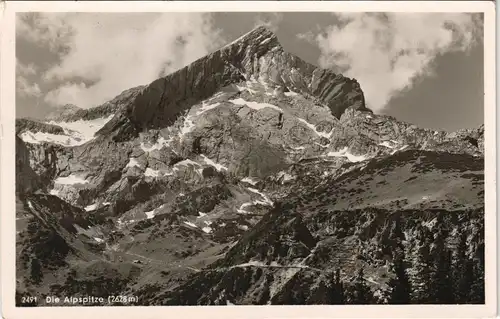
[0,2,496,319]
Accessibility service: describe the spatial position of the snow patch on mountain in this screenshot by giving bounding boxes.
[379,141,396,149]
[200,155,227,171]
[247,187,273,206]
[197,102,221,115]
[174,159,200,168]
[391,145,409,155]
[237,203,253,214]
[20,131,76,146]
[327,147,368,163]
[277,171,295,183]
[145,168,160,178]
[236,83,257,95]
[126,158,141,168]
[140,136,173,153]
[178,115,195,141]
[241,177,258,186]
[229,98,282,112]
[21,115,115,146]
[173,159,203,175]
[48,116,113,139]
[183,221,197,228]
[85,203,98,212]
[297,118,332,139]
[54,174,89,185]
[231,260,267,268]
[315,142,329,149]
[238,224,249,231]
[202,226,213,234]
[144,206,161,219]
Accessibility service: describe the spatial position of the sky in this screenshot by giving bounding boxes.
[15,12,484,131]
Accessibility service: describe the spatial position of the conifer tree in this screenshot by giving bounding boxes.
[30,259,42,284]
[430,249,454,304]
[333,268,345,304]
[469,243,485,304]
[426,225,454,304]
[347,268,372,304]
[453,232,473,303]
[411,226,434,303]
[327,268,345,304]
[390,214,405,250]
[388,252,412,304]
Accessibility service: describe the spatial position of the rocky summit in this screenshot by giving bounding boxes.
[15,26,484,306]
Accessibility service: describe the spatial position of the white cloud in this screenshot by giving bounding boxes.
[296,31,315,42]
[16,58,42,97]
[17,76,42,98]
[311,13,482,112]
[17,59,38,76]
[16,13,73,53]
[253,13,283,32]
[44,82,86,106]
[17,13,225,108]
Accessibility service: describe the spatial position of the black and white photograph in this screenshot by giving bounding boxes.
[1,1,496,318]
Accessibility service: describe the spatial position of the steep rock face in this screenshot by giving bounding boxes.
[25,143,73,189]
[98,26,366,138]
[16,136,42,194]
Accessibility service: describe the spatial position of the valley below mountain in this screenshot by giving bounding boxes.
[15,26,485,306]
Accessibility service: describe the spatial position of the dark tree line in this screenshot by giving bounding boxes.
[326,218,484,305]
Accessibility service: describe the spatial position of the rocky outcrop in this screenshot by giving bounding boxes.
[23,142,73,190]
[334,108,484,158]
[16,136,42,194]
[45,103,82,121]
[16,119,65,136]
[218,205,317,267]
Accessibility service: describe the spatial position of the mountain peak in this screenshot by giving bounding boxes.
[224,25,280,51]
[94,26,367,137]
[56,103,81,113]
[45,103,82,121]
[250,24,275,35]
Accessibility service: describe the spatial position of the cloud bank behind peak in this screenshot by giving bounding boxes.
[304,12,483,113]
[17,12,226,109]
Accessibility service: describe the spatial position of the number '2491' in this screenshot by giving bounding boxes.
[21,296,38,304]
